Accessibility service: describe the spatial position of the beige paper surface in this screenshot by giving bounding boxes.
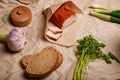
[0,0,120,80]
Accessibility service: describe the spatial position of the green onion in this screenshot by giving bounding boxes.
[93,9,112,14]
[89,11,120,23]
[89,4,120,23]
[108,52,120,63]
[111,10,120,18]
[103,54,111,64]
[89,4,112,10]
[93,9,120,18]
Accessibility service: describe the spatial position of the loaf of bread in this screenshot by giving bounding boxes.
[50,3,76,29]
[21,46,63,78]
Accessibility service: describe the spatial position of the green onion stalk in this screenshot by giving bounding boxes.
[93,9,120,18]
[89,4,120,23]
[89,11,120,23]
[89,4,112,10]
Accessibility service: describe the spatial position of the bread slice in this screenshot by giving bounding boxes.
[21,51,63,73]
[50,3,76,29]
[32,52,63,78]
[21,46,63,78]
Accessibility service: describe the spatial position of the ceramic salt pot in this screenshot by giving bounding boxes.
[10,6,32,27]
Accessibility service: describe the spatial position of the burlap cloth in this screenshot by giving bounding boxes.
[0,0,120,80]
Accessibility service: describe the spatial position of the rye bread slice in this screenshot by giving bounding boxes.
[32,52,63,78]
[24,46,62,78]
[21,52,63,69]
[21,51,63,77]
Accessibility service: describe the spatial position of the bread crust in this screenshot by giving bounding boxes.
[56,53,63,69]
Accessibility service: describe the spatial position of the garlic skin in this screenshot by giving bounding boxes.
[7,28,27,51]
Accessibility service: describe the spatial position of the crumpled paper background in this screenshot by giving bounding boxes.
[0,0,120,80]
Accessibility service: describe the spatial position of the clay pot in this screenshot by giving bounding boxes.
[10,6,32,27]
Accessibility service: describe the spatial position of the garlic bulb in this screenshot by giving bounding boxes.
[7,28,27,51]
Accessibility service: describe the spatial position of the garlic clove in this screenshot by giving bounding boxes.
[7,28,27,51]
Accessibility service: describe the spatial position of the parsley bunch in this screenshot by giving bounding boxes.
[73,35,120,80]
